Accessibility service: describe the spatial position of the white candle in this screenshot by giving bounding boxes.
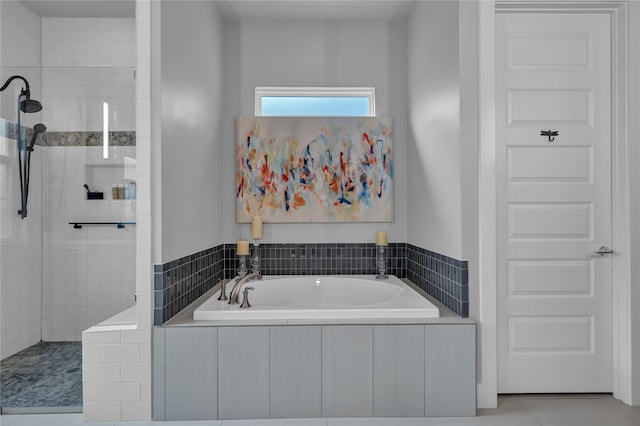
[376,231,388,246]
[237,240,249,255]
[251,216,263,240]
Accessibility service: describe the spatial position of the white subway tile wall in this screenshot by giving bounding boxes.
[35,16,137,342]
[82,1,152,421]
[0,0,42,126]
[2,5,138,356]
[1,1,41,68]
[82,328,152,422]
[41,18,135,68]
[0,1,43,360]
[42,146,136,341]
[41,17,135,133]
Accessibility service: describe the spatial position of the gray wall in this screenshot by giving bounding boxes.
[159,1,225,262]
[406,0,479,315]
[221,18,409,244]
[407,0,462,259]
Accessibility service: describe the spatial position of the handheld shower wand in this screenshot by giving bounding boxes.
[22,123,46,217]
[28,123,46,151]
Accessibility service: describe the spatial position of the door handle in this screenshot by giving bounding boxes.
[594,246,614,256]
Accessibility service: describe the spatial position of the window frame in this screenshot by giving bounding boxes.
[255,86,376,116]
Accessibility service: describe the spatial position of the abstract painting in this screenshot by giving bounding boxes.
[236,116,393,223]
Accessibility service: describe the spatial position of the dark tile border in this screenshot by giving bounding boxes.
[154,242,468,324]
[406,244,469,317]
[153,246,225,326]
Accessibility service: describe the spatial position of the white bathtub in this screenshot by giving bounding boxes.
[193,275,439,321]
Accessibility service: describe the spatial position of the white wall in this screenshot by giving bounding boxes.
[628,1,640,405]
[0,0,43,360]
[221,19,408,245]
[159,1,224,263]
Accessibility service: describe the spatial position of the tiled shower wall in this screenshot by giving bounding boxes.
[0,122,43,359]
[42,144,136,341]
[0,1,43,360]
[38,16,137,341]
[41,17,135,133]
[154,243,468,324]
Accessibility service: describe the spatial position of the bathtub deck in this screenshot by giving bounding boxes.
[166,278,468,327]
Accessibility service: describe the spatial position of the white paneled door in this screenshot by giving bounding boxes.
[496,13,613,393]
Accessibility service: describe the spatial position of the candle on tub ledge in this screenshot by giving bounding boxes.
[251,216,263,240]
[375,231,388,279]
[376,231,388,246]
[236,240,249,256]
[236,240,249,277]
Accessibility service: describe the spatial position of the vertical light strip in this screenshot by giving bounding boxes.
[103,101,109,159]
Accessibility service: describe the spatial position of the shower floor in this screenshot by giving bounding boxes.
[0,341,82,413]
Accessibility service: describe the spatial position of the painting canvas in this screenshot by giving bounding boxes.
[236,116,393,223]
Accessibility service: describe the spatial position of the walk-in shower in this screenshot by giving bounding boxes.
[0,0,136,414]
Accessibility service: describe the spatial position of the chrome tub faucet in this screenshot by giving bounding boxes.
[228,271,262,304]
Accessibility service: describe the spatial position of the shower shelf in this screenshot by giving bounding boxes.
[69,221,136,229]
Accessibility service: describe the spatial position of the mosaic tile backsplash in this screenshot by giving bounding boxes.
[154,242,469,324]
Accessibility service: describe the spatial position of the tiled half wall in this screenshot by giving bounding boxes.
[154,243,468,324]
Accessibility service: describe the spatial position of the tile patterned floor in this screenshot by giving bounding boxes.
[1,394,640,426]
[0,342,82,410]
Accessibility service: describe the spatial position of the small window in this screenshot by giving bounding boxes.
[255,87,375,116]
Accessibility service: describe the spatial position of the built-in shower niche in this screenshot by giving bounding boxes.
[85,156,137,202]
[79,146,136,219]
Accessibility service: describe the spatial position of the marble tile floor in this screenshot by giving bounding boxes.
[1,342,82,412]
[2,394,640,426]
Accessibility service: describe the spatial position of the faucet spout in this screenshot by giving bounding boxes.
[229,271,262,304]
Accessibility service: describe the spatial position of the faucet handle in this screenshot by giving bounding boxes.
[240,286,254,309]
[217,278,228,301]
